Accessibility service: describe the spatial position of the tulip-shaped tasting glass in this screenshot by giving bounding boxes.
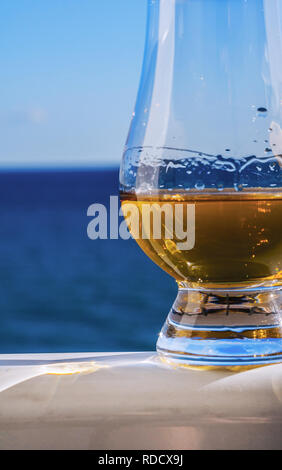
[120,0,282,367]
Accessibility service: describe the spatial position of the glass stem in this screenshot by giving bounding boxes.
[157,286,282,367]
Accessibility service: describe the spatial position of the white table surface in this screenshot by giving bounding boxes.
[0,352,281,450]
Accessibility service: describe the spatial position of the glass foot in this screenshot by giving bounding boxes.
[157,287,282,367]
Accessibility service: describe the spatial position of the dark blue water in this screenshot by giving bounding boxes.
[0,169,175,353]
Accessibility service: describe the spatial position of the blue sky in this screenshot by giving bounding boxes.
[0,0,147,168]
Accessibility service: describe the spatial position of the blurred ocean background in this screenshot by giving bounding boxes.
[0,168,176,353]
[0,0,178,353]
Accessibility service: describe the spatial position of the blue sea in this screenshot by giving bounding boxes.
[0,168,176,353]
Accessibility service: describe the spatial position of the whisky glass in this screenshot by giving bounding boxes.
[120,0,282,366]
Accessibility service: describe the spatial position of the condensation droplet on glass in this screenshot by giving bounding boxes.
[264,147,272,153]
[234,183,243,192]
[257,107,267,112]
[195,181,205,190]
[217,183,224,191]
